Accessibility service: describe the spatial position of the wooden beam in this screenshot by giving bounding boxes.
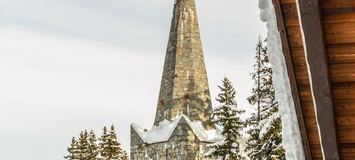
[295,0,340,159]
[272,0,312,159]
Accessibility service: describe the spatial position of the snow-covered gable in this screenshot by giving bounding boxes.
[131,114,222,144]
[259,0,306,159]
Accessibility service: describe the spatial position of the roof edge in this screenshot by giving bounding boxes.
[131,114,222,144]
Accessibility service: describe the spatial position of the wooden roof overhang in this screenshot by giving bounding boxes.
[272,0,355,159]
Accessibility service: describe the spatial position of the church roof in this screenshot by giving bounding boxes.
[131,114,222,144]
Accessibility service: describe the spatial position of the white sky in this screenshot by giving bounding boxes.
[0,0,266,159]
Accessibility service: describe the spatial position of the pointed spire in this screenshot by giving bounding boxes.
[154,0,213,129]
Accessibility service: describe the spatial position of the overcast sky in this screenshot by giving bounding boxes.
[0,0,266,159]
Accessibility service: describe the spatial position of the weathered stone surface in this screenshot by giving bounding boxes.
[131,0,218,159]
[130,121,213,160]
[154,0,213,129]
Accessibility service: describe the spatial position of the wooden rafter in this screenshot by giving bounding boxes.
[272,0,312,159]
[295,0,340,159]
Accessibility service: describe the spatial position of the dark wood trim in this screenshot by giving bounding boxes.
[295,0,340,159]
[272,0,312,159]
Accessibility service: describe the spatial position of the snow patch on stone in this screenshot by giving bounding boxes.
[131,114,222,144]
[258,0,306,159]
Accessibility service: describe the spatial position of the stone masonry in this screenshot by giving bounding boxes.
[131,116,215,160]
[154,0,213,129]
[130,0,219,159]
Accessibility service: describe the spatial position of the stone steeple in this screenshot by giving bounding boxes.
[130,1,221,159]
[154,0,213,129]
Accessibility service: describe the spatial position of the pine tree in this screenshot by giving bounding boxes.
[64,130,100,160]
[87,130,100,160]
[64,137,79,160]
[259,117,285,160]
[204,77,246,160]
[77,130,90,159]
[65,127,128,160]
[245,36,266,160]
[99,125,128,160]
[245,37,285,159]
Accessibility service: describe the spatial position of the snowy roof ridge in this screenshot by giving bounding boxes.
[131,115,183,143]
[131,114,222,144]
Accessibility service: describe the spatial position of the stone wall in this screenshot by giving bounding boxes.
[131,120,213,160]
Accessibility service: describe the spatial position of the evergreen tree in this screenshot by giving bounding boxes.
[64,130,97,160]
[99,125,128,160]
[77,130,90,159]
[64,137,79,160]
[204,77,246,160]
[245,37,285,159]
[87,130,100,160]
[259,117,285,160]
[65,127,128,160]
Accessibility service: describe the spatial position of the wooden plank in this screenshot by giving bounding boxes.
[322,2,355,23]
[290,47,305,63]
[310,145,323,158]
[294,66,308,74]
[309,126,355,144]
[334,99,355,116]
[298,84,313,101]
[323,12,355,24]
[328,44,355,64]
[306,130,321,144]
[291,51,307,67]
[332,82,355,100]
[322,0,355,10]
[302,101,316,118]
[286,25,302,35]
[321,0,355,24]
[324,22,355,45]
[340,143,355,157]
[337,116,355,127]
[304,117,355,132]
[292,57,307,67]
[337,125,355,131]
[295,76,310,85]
[287,26,304,47]
[338,129,355,144]
[305,118,319,130]
[330,64,355,83]
[272,0,312,159]
[294,67,310,85]
[295,0,340,159]
[288,37,303,47]
[281,3,299,26]
[323,8,355,17]
[280,0,295,4]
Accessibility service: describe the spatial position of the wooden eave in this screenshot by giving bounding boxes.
[272,0,355,159]
[272,0,313,159]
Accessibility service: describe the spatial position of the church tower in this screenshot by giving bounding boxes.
[130,0,221,159]
[154,0,213,129]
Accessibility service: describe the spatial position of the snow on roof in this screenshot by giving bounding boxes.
[259,0,306,159]
[131,114,222,144]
